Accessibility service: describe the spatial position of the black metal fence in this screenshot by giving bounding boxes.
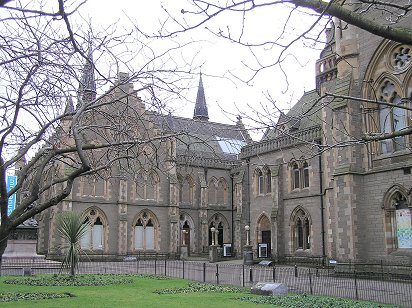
[2,258,412,307]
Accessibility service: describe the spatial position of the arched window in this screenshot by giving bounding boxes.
[134,171,159,201]
[291,161,310,190]
[383,187,412,251]
[303,162,310,188]
[266,169,272,193]
[257,170,264,194]
[292,163,300,190]
[291,208,311,251]
[363,41,412,157]
[178,175,194,205]
[133,211,158,251]
[379,79,406,153]
[80,208,107,251]
[216,178,228,205]
[208,215,228,247]
[208,177,218,205]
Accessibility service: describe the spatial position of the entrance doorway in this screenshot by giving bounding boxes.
[182,221,190,255]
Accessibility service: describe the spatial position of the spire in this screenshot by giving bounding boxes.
[78,39,96,105]
[63,96,75,116]
[193,73,209,121]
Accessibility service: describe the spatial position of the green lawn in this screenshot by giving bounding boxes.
[0,275,398,308]
[0,275,273,308]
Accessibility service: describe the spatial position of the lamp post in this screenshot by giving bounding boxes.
[211,227,216,246]
[209,227,219,263]
[243,225,253,265]
[245,225,250,246]
[182,230,187,246]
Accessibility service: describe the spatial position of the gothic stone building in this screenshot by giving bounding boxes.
[37,4,412,263]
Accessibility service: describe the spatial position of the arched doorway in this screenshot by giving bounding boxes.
[257,214,271,258]
[182,220,191,255]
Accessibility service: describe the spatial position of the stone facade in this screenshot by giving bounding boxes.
[35,3,412,263]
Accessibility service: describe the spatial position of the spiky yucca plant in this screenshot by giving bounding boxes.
[56,211,90,276]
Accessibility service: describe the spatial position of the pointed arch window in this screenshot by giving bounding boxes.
[257,170,264,194]
[266,169,272,193]
[80,209,106,251]
[292,163,300,190]
[291,161,310,190]
[134,171,159,201]
[216,178,228,205]
[292,208,311,251]
[255,167,272,196]
[134,211,158,251]
[384,189,412,251]
[178,175,194,205]
[378,79,407,154]
[303,162,310,188]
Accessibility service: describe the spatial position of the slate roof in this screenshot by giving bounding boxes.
[262,89,321,141]
[153,113,249,161]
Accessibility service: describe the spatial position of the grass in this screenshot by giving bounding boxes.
[0,274,399,308]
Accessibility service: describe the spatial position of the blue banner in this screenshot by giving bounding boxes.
[7,175,17,216]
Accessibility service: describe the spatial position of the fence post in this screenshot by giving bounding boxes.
[216,263,219,284]
[203,263,206,283]
[154,259,157,275]
[136,259,139,274]
[164,259,167,276]
[309,268,313,295]
[242,264,245,287]
[249,267,253,282]
[294,265,298,277]
[354,270,358,300]
[182,260,185,279]
[272,266,276,282]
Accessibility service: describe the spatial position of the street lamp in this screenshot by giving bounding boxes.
[182,230,188,246]
[211,227,216,245]
[245,225,250,246]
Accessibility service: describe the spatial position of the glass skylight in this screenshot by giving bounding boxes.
[215,136,246,154]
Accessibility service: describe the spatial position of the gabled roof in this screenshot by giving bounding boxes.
[262,90,321,141]
[153,113,249,161]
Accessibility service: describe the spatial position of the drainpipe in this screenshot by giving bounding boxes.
[318,142,326,265]
[231,174,234,247]
[246,159,251,236]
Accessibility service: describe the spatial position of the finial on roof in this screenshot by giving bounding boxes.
[193,72,209,121]
[77,36,96,106]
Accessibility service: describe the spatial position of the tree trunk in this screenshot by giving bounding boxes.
[0,232,9,276]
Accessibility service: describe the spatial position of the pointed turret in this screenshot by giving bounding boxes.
[63,96,75,116]
[78,41,96,105]
[193,73,209,121]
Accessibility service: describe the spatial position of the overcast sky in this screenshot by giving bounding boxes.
[82,0,325,139]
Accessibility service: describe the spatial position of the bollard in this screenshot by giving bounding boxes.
[216,263,219,284]
[309,268,313,294]
[294,265,298,277]
[155,259,157,275]
[242,264,245,287]
[203,263,206,283]
[249,267,253,282]
[272,265,276,282]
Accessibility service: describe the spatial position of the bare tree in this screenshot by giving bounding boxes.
[0,0,198,267]
[154,0,412,150]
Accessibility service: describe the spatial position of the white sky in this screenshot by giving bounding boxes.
[81,0,326,140]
